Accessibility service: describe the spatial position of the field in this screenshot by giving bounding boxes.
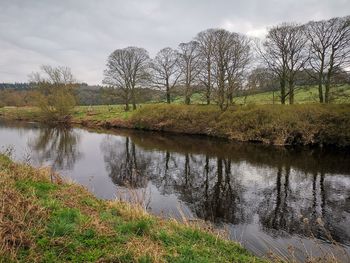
[0,154,261,262]
[169,85,350,105]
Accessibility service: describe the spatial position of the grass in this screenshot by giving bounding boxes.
[233,85,350,105]
[0,154,262,262]
[169,85,350,105]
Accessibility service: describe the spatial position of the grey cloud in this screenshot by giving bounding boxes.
[0,0,349,84]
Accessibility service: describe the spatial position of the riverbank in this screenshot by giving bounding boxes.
[1,103,350,147]
[0,154,261,262]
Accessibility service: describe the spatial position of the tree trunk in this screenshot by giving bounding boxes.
[124,89,129,111]
[325,82,330,103]
[228,92,233,105]
[325,50,335,104]
[288,81,294,105]
[318,57,325,103]
[280,80,286,105]
[206,65,211,105]
[166,80,171,104]
[166,92,171,104]
[325,69,332,103]
[318,82,324,103]
[185,84,191,105]
[131,88,136,110]
[206,89,210,105]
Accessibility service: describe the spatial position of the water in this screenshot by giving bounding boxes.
[1,120,350,262]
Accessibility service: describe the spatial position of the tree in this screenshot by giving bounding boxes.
[259,23,308,104]
[196,29,216,104]
[306,16,350,103]
[285,25,308,104]
[194,29,252,109]
[177,41,201,105]
[225,33,251,104]
[211,29,235,109]
[103,47,150,111]
[29,65,77,121]
[150,47,180,104]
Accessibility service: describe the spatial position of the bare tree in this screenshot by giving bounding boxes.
[150,47,180,104]
[211,29,235,109]
[285,25,308,104]
[258,23,308,104]
[306,16,350,103]
[196,29,216,104]
[226,33,251,104]
[103,47,150,111]
[177,41,201,105]
[306,19,333,103]
[195,29,252,109]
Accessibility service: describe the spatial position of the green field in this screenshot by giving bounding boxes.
[168,85,350,105]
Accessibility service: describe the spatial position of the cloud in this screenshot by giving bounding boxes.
[0,0,349,84]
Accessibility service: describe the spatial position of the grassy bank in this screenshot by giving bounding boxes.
[1,103,350,147]
[0,154,261,262]
[129,104,350,147]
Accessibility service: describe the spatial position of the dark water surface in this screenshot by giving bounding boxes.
[1,120,350,262]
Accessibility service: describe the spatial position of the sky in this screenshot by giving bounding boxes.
[0,0,349,84]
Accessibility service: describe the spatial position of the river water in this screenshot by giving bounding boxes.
[0,120,349,262]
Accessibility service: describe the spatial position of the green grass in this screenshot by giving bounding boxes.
[149,85,350,105]
[233,85,350,105]
[0,155,262,263]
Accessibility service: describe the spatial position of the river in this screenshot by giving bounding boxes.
[0,120,349,262]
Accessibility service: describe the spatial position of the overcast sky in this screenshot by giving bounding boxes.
[0,0,349,84]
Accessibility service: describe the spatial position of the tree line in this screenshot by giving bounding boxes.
[103,15,350,109]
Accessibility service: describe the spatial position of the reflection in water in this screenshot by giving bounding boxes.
[101,136,151,188]
[1,121,350,261]
[99,131,350,249]
[28,126,81,170]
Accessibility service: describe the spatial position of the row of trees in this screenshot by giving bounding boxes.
[103,29,251,110]
[104,15,350,109]
[260,16,350,104]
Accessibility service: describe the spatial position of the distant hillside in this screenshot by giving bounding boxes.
[0,83,31,90]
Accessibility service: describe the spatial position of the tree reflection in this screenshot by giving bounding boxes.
[99,130,350,245]
[29,126,81,170]
[100,136,151,188]
[157,154,246,224]
[257,165,350,244]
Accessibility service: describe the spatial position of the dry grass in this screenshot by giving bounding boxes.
[126,236,166,263]
[130,104,350,148]
[0,185,46,260]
